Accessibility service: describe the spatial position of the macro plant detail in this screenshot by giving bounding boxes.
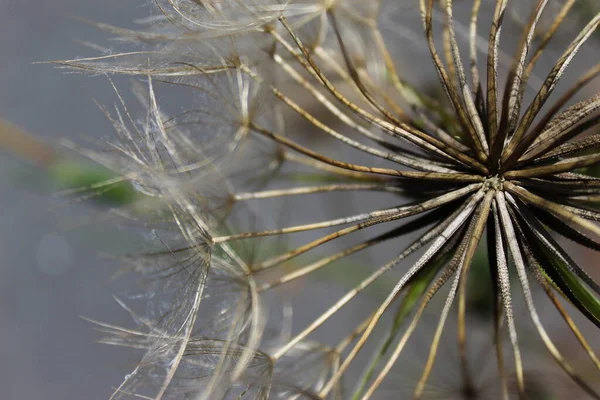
[51,0,600,399]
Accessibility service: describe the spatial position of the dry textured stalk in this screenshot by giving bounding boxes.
[50,0,600,399]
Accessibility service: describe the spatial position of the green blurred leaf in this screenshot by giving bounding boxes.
[50,159,138,206]
[540,247,600,327]
[351,250,452,400]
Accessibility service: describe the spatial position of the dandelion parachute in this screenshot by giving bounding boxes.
[52,0,600,398]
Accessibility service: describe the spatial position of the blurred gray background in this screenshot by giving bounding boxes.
[0,1,147,398]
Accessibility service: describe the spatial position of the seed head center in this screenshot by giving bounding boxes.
[483,175,504,192]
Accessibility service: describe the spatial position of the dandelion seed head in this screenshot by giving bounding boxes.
[53,0,600,398]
